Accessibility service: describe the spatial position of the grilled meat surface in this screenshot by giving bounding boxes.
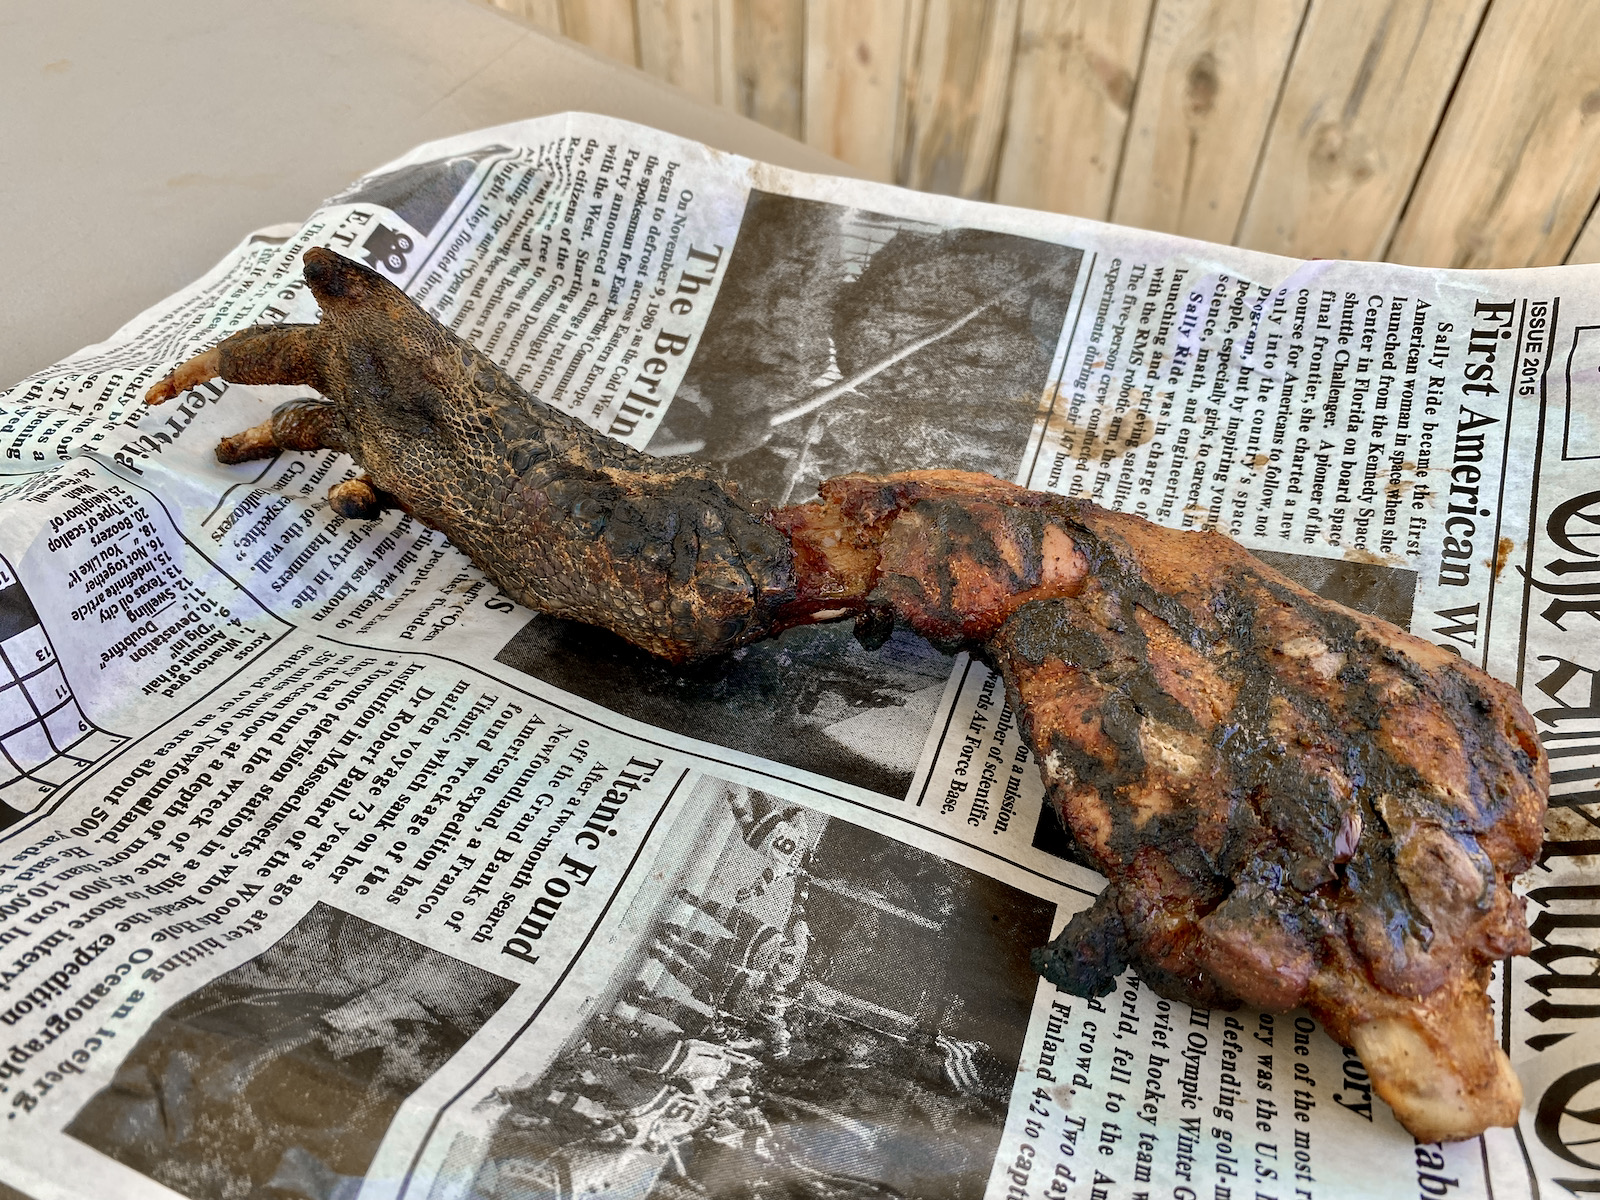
[147,249,1548,1142]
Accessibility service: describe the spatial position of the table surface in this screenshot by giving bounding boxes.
[0,0,854,388]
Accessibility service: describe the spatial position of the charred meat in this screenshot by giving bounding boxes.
[147,249,1547,1142]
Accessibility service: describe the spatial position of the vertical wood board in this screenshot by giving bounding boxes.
[895,0,1023,199]
[560,0,641,66]
[1236,0,1486,261]
[1388,0,1600,267]
[802,0,911,181]
[485,0,564,33]
[1565,198,1600,264]
[637,0,720,104]
[992,0,1155,220]
[1110,0,1309,243]
[725,0,806,137]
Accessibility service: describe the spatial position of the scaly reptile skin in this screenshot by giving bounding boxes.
[147,249,1548,1143]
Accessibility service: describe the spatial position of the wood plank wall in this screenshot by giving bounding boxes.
[482,0,1600,268]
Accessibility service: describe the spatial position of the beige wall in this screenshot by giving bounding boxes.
[481,0,1600,268]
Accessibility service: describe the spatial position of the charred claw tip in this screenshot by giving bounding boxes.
[331,496,381,521]
[328,480,382,521]
[301,245,380,301]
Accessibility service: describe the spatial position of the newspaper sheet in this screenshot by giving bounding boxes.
[0,112,1595,1200]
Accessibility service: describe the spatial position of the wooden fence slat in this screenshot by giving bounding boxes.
[1388,0,1600,268]
[485,0,564,33]
[895,0,1023,199]
[901,0,930,171]
[1236,0,1485,261]
[723,0,806,137]
[802,0,911,181]
[1566,200,1600,264]
[716,0,739,109]
[992,0,1155,220]
[1110,0,1308,244]
[560,0,640,67]
[472,0,1600,270]
[637,0,720,104]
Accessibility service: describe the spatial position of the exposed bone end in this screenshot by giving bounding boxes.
[144,346,222,405]
[1350,1003,1522,1143]
[215,419,280,465]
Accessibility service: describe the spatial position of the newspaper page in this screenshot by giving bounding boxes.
[0,112,1593,1200]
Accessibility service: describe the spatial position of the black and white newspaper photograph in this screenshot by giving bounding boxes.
[648,191,1083,501]
[438,776,1056,1200]
[66,903,516,1200]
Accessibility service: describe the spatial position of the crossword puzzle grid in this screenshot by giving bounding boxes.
[0,559,126,819]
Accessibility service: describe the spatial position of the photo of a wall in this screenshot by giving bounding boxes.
[67,903,516,1200]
